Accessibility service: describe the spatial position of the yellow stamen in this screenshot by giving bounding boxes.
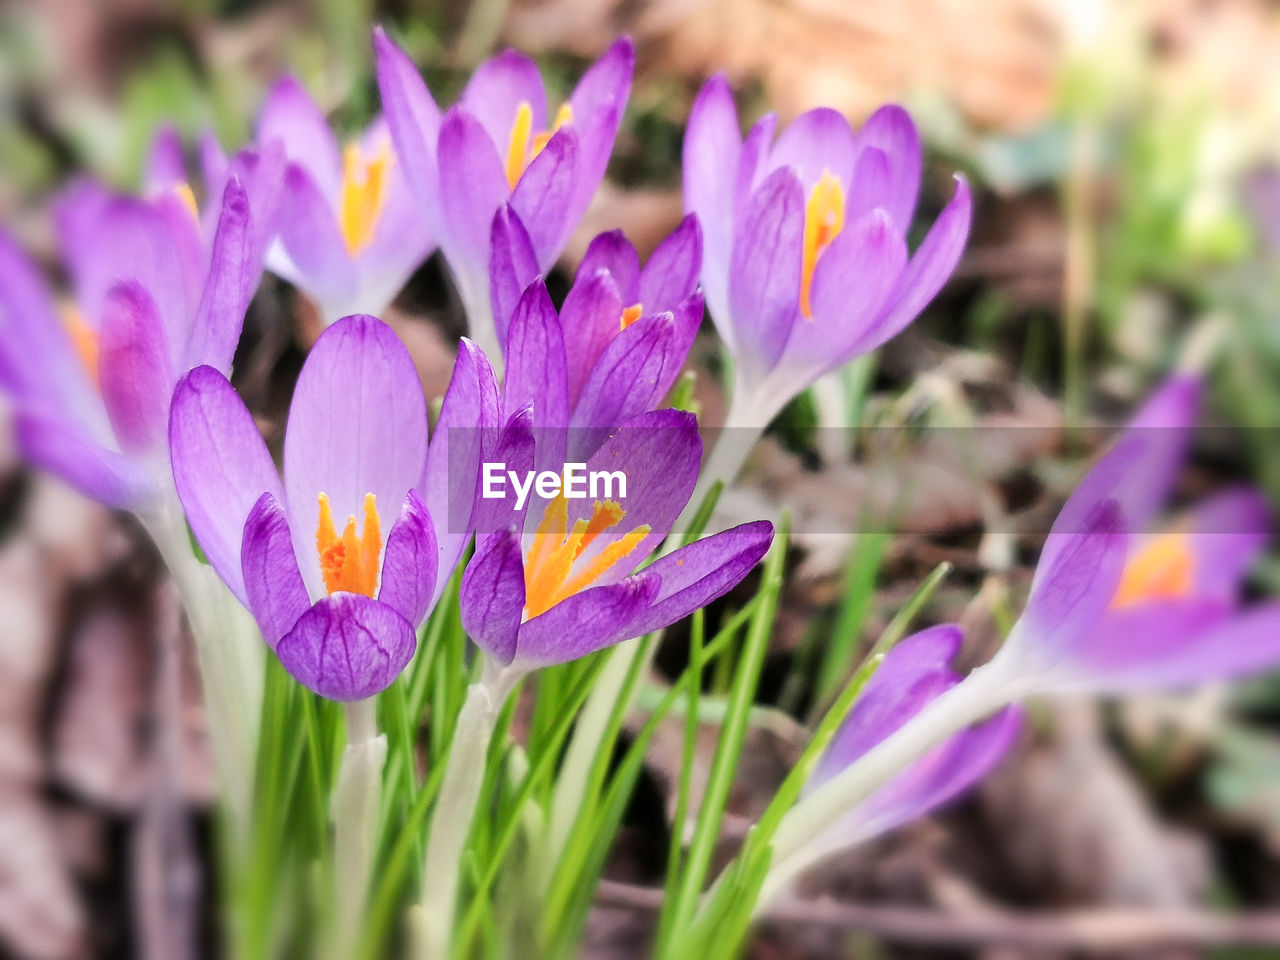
[800,171,846,318]
[523,496,648,619]
[173,182,199,222]
[339,141,393,256]
[316,492,383,597]
[1111,531,1195,609]
[620,303,644,330]
[61,304,100,389]
[504,101,574,190]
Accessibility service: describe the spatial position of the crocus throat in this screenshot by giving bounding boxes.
[523,494,650,619]
[800,171,846,318]
[504,101,574,191]
[620,303,643,330]
[61,304,100,389]
[1111,531,1195,609]
[316,492,383,597]
[339,141,393,256]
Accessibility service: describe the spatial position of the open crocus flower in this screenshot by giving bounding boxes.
[459,409,772,675]
[375,27,634,363]
[1,176,257,511]
[683,77,972,463]
[492,208,704,460]
[203,76,435,326]
[170,314,496,700]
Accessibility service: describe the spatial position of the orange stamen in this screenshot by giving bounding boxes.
[61,305,100,389]
[172,182,199,222]
[800,171,846,318]
[316,492,383,597]
[1111,531,1195,609]
[505,102,574,190]
[620,303,644,330]
[339,141,393,256]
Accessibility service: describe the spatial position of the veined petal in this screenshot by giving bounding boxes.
[514,573,659,668]
[187,176,256,374]
[17,412,157,510]
[276,592,416,701]
[460,529,526,666]
[639,214,703,313]
[577,230,640,303]
[510,126,579,270]
[503,279,569,429]
[258,75,342,197]
[373,26,444,230]
[242,492,310,649]
[377,490,438,626]
[98,281,174,455]
[855,104,922,232]
[765,107,858,191]
[565,36,634,228]
[489,204,539,351]
[438,108,509,282]
[170,366,284,607]
[561,269,625,410]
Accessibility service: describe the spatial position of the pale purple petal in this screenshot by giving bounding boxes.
[437,108,509,281]
[1186,488,1271,598]
[377,489,438,627]
[273,163,359,306]
[564,36,634,228]
[145,126,186,193]
[187,176,256,374]
[460,49,548,150]
[98,281,174,455]
[258,75,342,197]
[460,529,526,666]
[374,26,443,230]
[855,104,922,232]
[510,126,580,270]
[842,147,893,224]
[241,492,310,649]
[490,204,539,350]
[764,107,858,191]
[17,412,157,510]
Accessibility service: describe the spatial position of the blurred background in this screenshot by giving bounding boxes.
[4,0,1280,957]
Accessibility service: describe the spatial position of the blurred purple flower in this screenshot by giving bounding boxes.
[374,27,634,362]
[808,626,1020,848]
[460,409,771,674]
[203,77,435,325]
[169,314,499,700]
[0,175,260,510]
[683,77,972,432]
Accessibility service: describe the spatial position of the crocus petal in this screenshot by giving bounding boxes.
[612,520,773,639]
[728,167,805,378]
[459,49,548,150]
[510,126,579,270]
[276,592,416,701]
[639,214,703,312]
[170,366,284,606]
[855,104,922,232]
[258,75,342,196]
[145,126,186,191]
[472,404,536,536]
[16,412,156,510]
[98,280,174,455]
[460,529,526,666]
[437,108,509,279]
[765,107,858,190]
[377,489,438,627]
[503,280,569,430]
[373,27,444,230]
[241,492,310,649]
[489,204,539,350]
[1186,488,1271,597]
[274,164,359,305]
[842,147,893,224]
[560,269,625,409]
[198,131,230,198]
[283,314,428,598]
[577,230,640,303]
[514,573,660,668]
[565,36,634,228]
[187,176,255,374]
[852,175,972,355]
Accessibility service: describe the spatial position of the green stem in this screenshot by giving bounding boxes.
[332,697,385,960]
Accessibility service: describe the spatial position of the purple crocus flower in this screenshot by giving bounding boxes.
[808,626,1020,850]
[375,27,634,363]
[491,208,704,459]
[459,408,772,675]
[989,375,1280,694]
[168,314,498,700]
[202,77,435,326]
[1,176,258,511]
[682,77,972,443]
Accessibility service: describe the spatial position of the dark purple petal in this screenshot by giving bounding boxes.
[241,492,310,649]
[16,412,156,510]
[460,529,526,665]
[560,269,625,409]
[276,592,416,701]
[503,279,569,430]
[489,204,539,350]
[638,214,703,312]
[437,108,509,280]
[576,230,640,303]
[765,107,858,190]
[187,176,256,374]
[565,36,634,228]
[282,314,428,597]
[98,280,174,455]
[374,26,443,227]
[510,126,579,270]
[459,49,548,150]
[170,366,284,606]
[855,104,922,232]
[728,167,805,376]
[514,573,660,668]
[274,163,359,304]
[612,520,773,639]
[377,489,438,627]
[258,75,341,196]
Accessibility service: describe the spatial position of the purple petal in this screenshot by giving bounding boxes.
[169,366,284,606]
[577,230,640,303]
[728,167,805,376]
[460,49,548,151]
[612,520,773,638]
[765,107,858,191]
[1186,488,1271,597]
[274,163,359,306]
[377,489,438,626]
[282,314,428,598]
[472,404,536,536]
[437,108,509,282]
[855,104,922,232]
[561,269,625,409]
[638,214,703,312]
[198,131,229,197]
[145,126,186,193]
[374,27,443,233]
[98,281,174,455]
[565,36,634,228]
[460,529,526,666]
[503,280,569,429]
[489,204,539,350]
[275,592,416,701]
[510,126,579,270]
[842,147,893,224]
[16,412,156,510]
[241,492,310,649]
[514,573,660,668]
[258,75,341,196]
[187,176,255,374]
